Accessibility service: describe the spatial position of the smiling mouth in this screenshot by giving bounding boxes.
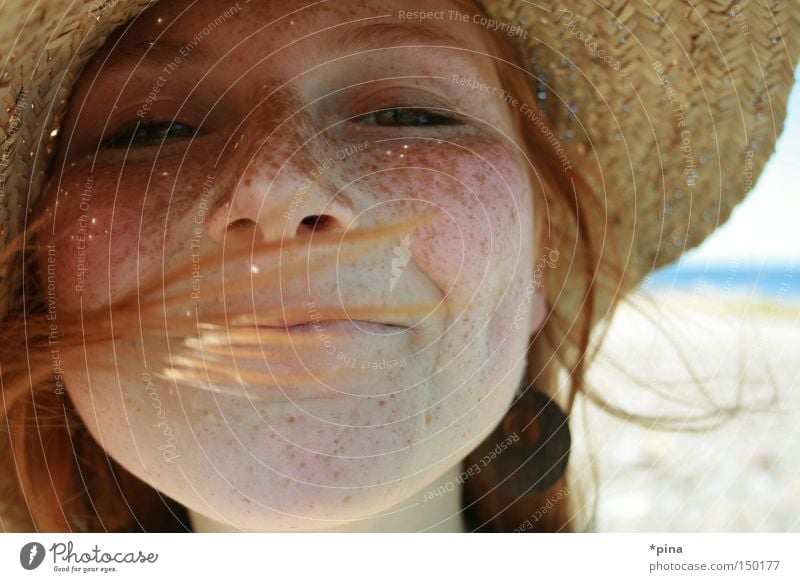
[259,319,408,335]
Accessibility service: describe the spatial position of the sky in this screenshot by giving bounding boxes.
[680,69,800,266]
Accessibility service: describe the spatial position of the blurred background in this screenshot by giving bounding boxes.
[576,71,800,532]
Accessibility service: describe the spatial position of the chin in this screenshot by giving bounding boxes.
[170,456,451,532]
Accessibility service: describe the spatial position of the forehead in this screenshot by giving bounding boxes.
[93,0,497,77]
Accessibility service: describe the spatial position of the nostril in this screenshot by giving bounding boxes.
[229,218,256,231]
[225,218,262,243]
[297,214,338,235]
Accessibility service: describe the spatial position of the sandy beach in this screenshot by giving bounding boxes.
[573,289,800,531]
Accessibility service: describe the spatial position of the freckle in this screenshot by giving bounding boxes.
[333,471,339,480]
[389,393,395,399]
[344,496,351,503]
[425,413,432,425]
[245,179,252,188]
[288,416,295,423]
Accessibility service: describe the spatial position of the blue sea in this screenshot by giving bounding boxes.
[639,262,800,299]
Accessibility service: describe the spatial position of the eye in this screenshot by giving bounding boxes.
[356,107,461,127]
[100,120,201,149]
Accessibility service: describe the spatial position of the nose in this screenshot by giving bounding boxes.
[205,119,357,246]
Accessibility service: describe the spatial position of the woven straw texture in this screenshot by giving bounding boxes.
[476,0,799,324]
[0,0,799,325]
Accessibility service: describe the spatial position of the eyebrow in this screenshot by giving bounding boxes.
[98,37,220,75]
[322,20,471,56]
[102,20,479,75]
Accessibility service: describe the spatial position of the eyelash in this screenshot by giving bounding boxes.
[354,106,462,128]
[100,106,462,149]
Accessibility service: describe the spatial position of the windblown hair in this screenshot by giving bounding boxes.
[0,1,619,533]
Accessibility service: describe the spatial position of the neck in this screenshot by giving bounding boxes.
[188,462,467,533]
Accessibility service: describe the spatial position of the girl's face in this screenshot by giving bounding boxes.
[37,0,546,530]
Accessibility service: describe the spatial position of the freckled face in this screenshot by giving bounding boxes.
[38,0,542,529]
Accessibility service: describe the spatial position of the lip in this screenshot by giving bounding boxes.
[172,316,414,402]
[226,304,419,331]
[259,319,408,336]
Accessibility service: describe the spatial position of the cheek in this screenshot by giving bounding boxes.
[37,163,212,312]
[344,137,533,307]
[341,137,535,428]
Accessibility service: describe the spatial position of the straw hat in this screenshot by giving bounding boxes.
[1,0,798,325]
